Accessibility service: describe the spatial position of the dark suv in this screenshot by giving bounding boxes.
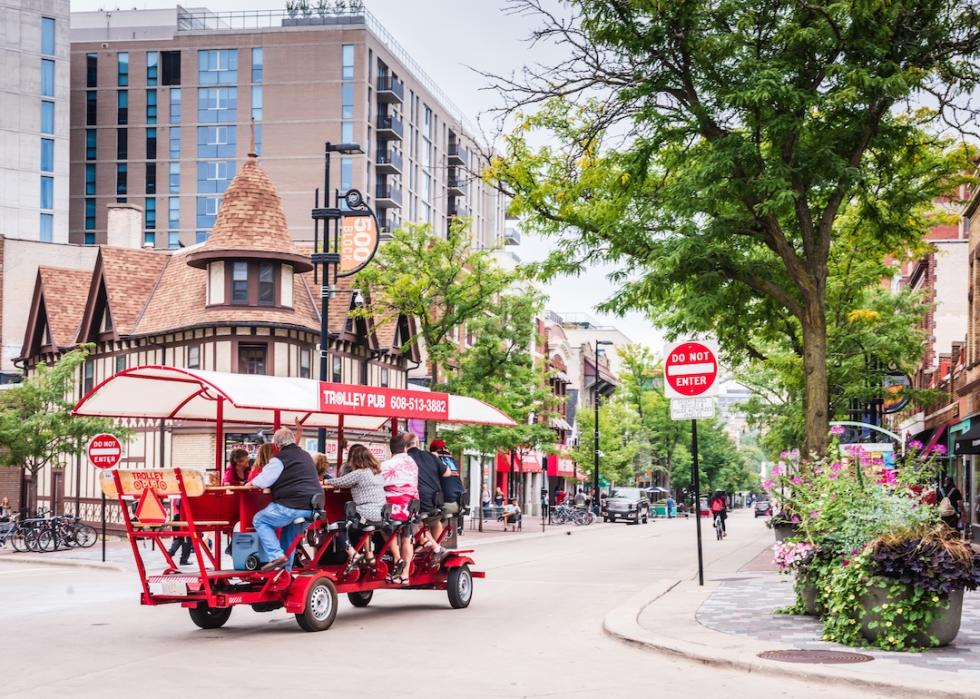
[602,487,650,524]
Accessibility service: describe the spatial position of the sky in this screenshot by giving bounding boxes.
[68,0,667,353]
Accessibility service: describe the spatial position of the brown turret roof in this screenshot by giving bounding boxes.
[185,154,312,272]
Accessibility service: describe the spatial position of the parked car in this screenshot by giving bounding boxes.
[603,487,650,524]
[754,499,772,517]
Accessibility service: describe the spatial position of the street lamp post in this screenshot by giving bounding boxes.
[310,142,366,455]
[593,339,614,514]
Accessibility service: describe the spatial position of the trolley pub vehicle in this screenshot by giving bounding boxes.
[72,366,515,632]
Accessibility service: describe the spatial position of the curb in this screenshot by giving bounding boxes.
[602,581,980,699]
[462,520,619,547]
[0,554,128,573]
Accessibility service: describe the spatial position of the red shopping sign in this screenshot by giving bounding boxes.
[87,433,122,470]
[664,341,719,399]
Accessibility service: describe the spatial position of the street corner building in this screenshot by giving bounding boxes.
[12,151,419,526]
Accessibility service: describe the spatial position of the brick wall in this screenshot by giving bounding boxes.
[0,466,23,511]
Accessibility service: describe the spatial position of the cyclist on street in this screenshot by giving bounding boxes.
[710,490,727,537]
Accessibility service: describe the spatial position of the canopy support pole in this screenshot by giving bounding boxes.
[215,397,224,473]
[391,417,398,438]
[336,415,345,471]
[273,410,281,431]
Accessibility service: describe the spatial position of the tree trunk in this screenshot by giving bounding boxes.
[800,299,829,457]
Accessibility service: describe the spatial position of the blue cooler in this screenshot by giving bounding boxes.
[232,532,266,571]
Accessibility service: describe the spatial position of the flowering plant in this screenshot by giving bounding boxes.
[773,541,818,572]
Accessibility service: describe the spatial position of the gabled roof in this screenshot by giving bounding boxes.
[21,267,92,358]
[76,247,169,342]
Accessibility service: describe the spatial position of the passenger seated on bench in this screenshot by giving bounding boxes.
[380,433,418,585]
[500,500,521,527]
[248,428,322,571]
[325,445,387,567]
[313,453,331,481]
[247,443,278,482]
[406,433,451,561]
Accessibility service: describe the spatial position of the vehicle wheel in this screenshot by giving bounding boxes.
[75,525,97,548]
[188,604,232,629]
[447,565,473,609]
[295,576,337,632]
[642,513,649,524]
[347,590,373,608]
[11,530,29,552]
[603,517,609,523]
[37,530,57,552]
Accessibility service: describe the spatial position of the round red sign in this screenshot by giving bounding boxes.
[87,433,122,470]
[664,341,718,397]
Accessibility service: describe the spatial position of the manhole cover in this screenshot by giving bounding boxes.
[759,649,874,664]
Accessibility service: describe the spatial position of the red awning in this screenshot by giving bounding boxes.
[546,454,577,477]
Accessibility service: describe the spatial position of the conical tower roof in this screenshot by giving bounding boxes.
[186,153,312,272]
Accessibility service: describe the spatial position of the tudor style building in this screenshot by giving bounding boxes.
[18,152,418,522]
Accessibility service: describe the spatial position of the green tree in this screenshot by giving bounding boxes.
[355,218,517,386]
[0,346,122,497]
[570,398,642,486]
[486,0,979,455]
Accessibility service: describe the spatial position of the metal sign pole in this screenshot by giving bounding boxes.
[691,418,704,586]
[101,491,106,563]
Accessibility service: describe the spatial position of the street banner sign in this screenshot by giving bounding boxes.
[338,213,380,277]
[670,397,716,421]
[134,488,168,525]
[318,382,450,421]
[664,340,719,399]
[87,433,122,470]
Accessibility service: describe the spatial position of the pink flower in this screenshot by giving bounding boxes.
[931,444,948,456]
[790,515,800,524]
[879,470,897,485]
[809,510,820,518]
[790,476,802,485]
[908,439,923,451]
[813,466,823,475]
[779,451,789,460]
[830,425,847,436]
[763,479,774,491]
[842,558,851,567]
[771,465,782,476]
[830,461,843,472]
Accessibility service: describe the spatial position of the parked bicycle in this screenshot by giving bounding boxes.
[2,513,97,552]
[552,504,595,526]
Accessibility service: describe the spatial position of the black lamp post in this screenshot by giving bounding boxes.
[310,141,369,455]
[593,339,614,514]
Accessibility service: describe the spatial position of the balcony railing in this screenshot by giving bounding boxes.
[376,76,405,103]
[448,143,467,166]
[448,173,465,195]
[448,201,470,218]
[376,149,403,173]
[504,227,521,246]
[376,114,404,140]
[375,183,403,207]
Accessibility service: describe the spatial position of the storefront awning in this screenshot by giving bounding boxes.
[954,418,980,455]
[550,416,573,431]
[546,454,576,478]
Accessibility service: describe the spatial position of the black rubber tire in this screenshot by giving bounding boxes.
[11,529,29,552]
[447,565,473,609]
[347,590,373,608]
[75,525,97,548]
[188,604,232,629]
[37,529,57,552]
[642,513,649,524]
[295,576,337,632]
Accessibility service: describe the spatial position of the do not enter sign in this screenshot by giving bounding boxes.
[87,433,122,470]
[664,340,719,399]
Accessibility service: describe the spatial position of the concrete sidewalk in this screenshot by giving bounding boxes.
[602,513,980,698]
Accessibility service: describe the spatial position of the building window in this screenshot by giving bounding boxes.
[146,163,156,194]
[40,176,53,209]
[169,87,181,123]
[198,49,238,84]
[145,197,156,234]
[147,51,158,85]
[116,163,127,200]
[41,17,55,56]
[85,198,96,230]
[168,196,179,228]
[238,344,267,375]
[380,366,389,388]
[168,231,180,249]
[258,262,275,305]
[86,129,97,159]
[41,59,54,97]
[41,100,54,134]
[342,121,353,143]
[341,83,354,119]
[86,53,97,87]
[332,355,343,382]
[254,124,262,156]
[196,160,234,193]
[299,348,311,378]
[146,128,157,160]
[196,231,208,243]
[84,359,94,394]
[117,52,129,86]
[39,213,53,242]
[85,164,96,195]
[252,47,263,83]
[196,196,220,230]
[232,261,248,304]
[115,355,126,373]
[117,128,127,160]
[40,138,53,173]
[342,44,354,80]
[146,89,157,124]
[197,126,236,158]
[197,87,237,123]
[161,50,181,85]
[169,162,180,193]
[187,345,200,368]
[117,90,128,124]
[169,127,180,158]
[341,157,353,193]
[86,91,96,125]
[251,86,262,120]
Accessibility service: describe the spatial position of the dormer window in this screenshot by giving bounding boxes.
[220,260,281,307]
[232,261,248,304]
[258,262,275,305]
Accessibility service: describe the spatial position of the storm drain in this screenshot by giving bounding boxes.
[758,649,874,664]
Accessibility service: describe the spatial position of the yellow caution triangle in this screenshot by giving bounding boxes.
[135,488,168,525]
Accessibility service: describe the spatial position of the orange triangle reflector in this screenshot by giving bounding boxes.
[135,488,168,525]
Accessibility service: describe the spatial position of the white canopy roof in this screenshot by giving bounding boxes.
[72,366,516,429]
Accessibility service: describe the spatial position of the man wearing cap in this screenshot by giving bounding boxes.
[405,433,451,559]
[431,439,464,519]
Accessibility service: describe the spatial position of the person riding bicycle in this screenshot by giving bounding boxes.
[710,491,727,537]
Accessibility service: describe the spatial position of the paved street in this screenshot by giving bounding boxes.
[0,512,890,698]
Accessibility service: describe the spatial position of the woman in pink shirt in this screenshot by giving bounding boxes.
[379,433,419,585]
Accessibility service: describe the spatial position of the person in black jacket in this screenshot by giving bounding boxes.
[406,433,450,558]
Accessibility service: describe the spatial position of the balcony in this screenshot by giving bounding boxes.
[378,215,398,235]
[376,149,403,174]
[448,200,470,218]
[447,172,465,196]
[376,75,404,104]
[376,114,404,141]
[375,182,402,208]
[504,226,521,246]
[448,142,467,166]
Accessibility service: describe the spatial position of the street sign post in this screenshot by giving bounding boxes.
[87,433,122,562]
[665,340,720,587]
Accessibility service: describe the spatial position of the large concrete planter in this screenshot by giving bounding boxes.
[799,577,824,616]
[772,522,798,542]
[858,582,963,647]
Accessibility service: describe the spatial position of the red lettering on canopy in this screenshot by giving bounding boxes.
[318,382,449,421]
